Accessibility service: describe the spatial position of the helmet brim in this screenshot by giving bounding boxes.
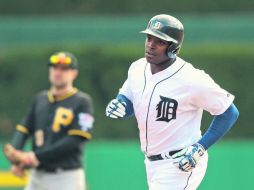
[140,29,178,43]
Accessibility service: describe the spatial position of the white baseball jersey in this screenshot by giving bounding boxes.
[119,57,234,156]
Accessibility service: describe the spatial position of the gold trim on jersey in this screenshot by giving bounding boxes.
[68,129,92,140]
[48,92,54,103]
[16,125,29,134]
[47,87,78,103]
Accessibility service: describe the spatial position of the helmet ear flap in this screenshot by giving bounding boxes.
[166,42,179,59]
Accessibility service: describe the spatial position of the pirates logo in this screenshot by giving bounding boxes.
[156,96,178,122]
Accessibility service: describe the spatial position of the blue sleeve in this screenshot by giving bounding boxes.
[116,94,134,118]
[198,103,239,150]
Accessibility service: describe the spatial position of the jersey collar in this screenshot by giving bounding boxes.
[147,57,185,81]
[47,87,78,103]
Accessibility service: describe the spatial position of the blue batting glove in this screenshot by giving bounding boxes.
[106,99,126,119]
[172,143,206,172]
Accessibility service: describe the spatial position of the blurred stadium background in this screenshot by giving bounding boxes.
[0,0,254,189]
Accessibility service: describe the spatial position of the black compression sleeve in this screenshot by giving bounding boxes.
[35,136,86,163]
[11,131,29,150]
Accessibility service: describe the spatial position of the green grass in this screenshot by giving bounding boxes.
[1,140,254,190]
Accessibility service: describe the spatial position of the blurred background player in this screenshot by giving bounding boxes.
[106,14,239,190]
[7,52,94,190]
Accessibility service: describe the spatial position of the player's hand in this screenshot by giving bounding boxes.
[11,164,26,178]
[4,144,40,169]
[172,143,206,172]
[106,99,126,118]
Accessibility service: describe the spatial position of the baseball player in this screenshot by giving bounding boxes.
[4,52,94,190]
[106,14,239,190]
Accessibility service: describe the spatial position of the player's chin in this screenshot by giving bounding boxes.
[52,82,68,89]
[145,54,156,64]
[145,57,162,65]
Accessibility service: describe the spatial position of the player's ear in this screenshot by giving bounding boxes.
[72,69,78,80]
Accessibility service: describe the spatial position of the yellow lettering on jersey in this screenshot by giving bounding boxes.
[52,107,74,133]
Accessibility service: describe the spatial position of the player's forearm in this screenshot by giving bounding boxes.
[11,131,29,150]
[198,103,239,149]
[35,136,86,163]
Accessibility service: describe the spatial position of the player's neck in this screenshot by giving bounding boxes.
[150,58,175,74]
[51,85,74,98]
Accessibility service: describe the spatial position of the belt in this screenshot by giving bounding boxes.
[147,149,181,161]
[37,166,80,173]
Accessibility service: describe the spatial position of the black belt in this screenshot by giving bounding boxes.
[147,149,181,161]
[37,166,80,173]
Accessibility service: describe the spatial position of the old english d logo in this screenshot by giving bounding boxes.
[156,96,178,122]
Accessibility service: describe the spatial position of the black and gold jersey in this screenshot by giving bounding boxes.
[15,87,94,170]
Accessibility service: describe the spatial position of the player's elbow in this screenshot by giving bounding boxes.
[230,103,239,122]
[221,103,239,127]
